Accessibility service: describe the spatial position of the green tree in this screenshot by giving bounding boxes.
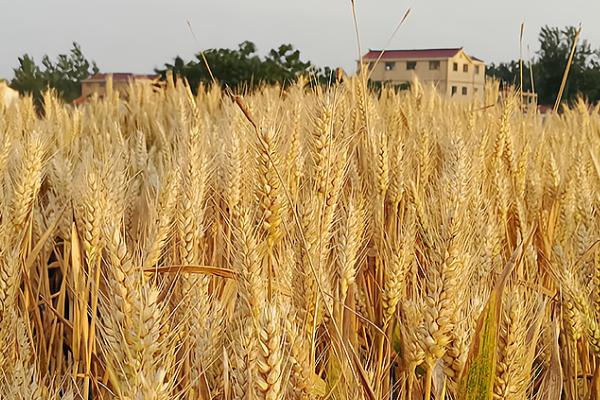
[263,44,312,84]
[486,60,533,92]
[11,55,45,99]
[157,41,333,93]
[11,42,99,108]
[487,25,600,105]
[535,26,600,104]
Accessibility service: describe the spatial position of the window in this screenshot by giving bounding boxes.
[453,62,458,71]
[384,62,396,71]
[463,64,469,73]
[429,61,440,70]
[475,65,480,74]
[406,61,417,70]
[451,86,457,96]
[474,88,479,94]
[462,87,468,95]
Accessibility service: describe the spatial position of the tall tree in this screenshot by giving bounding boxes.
[487,26,600,105]
[486,60,533,92]
[11,42,99,108]
[11,55,45,99]
[535,26,600,104]
[157,41,332,93]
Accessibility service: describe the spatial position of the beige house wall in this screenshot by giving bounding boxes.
[446,51,485,99]
[365,59,448,86]
[361,49,486,100]
[81,81,134,97]
[81,81,105,97]
[81,76,155,98]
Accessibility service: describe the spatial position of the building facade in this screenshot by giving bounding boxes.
[360,48,485,99]
[76,73,159,103]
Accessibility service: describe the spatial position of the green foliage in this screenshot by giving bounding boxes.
[487,25,600,105]
[535,26,600,104]
[11,55,44,100]
[486,60,533,92]
[10,42,99,108]
[156,41,334,93]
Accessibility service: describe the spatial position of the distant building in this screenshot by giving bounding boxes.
[497,84,539,112]
[0,80,18,107]
[75,73,159,104]
[359,48,486,99]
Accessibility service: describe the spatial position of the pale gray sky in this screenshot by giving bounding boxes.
[1,0,598,80]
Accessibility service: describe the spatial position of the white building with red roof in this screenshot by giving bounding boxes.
[359,48,485,99]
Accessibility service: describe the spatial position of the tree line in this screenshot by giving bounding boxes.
[486,25,600,105]
[7,41,335,110]
[9,43,99,109]
[6,25,600,108]
[156,40,336,91]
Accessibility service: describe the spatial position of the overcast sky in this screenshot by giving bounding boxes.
[1,0,598,80]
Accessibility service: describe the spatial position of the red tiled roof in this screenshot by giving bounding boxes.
[363,48,460,60]
[362,48,483,62]
[72,94,96,105]
[84,73,159,82]
[72,95,86,105]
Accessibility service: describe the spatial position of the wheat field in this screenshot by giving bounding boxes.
[0,75,598,399]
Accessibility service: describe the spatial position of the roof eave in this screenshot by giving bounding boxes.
[362,56,453,61]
